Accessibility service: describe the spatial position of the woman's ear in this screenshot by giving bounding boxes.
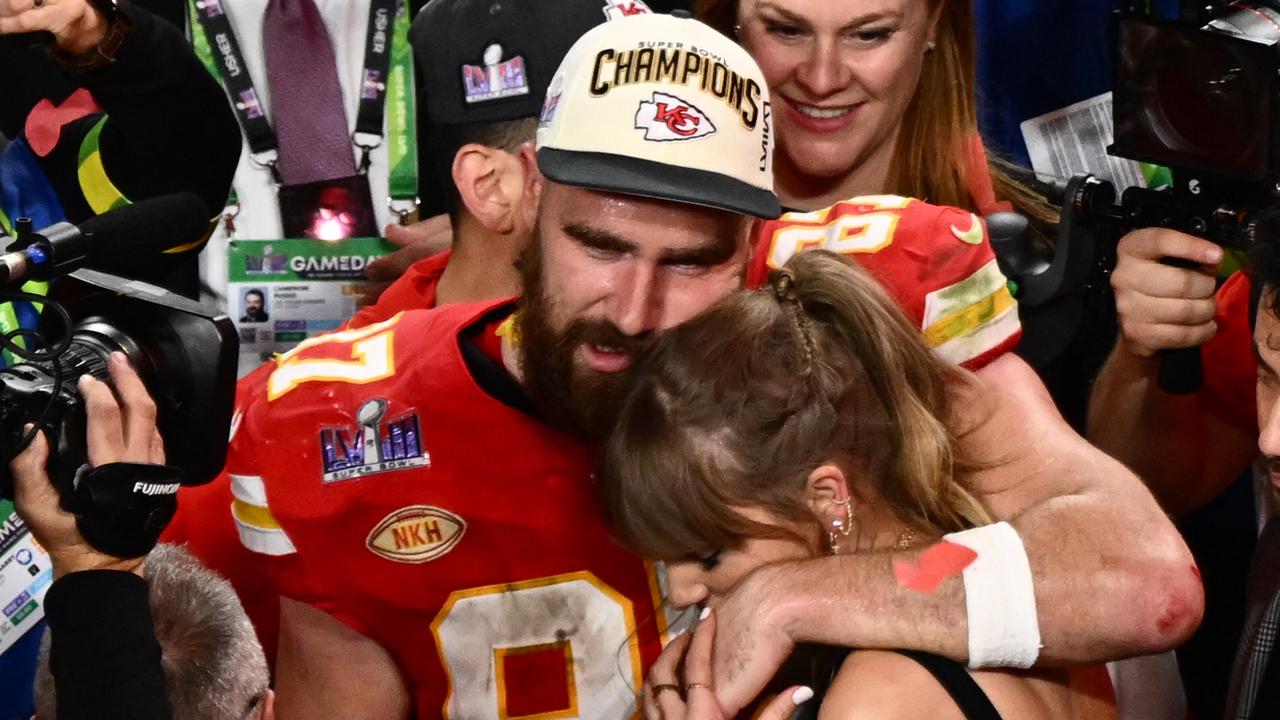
[805,462,851,528]
[926,1,944,47]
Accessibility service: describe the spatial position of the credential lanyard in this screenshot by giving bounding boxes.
[188,0,417,217]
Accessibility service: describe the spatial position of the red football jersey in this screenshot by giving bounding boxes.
[1199,271,1257,435]
[343,250,451,330]
[204,302,678,718]
[747,195,1021,369]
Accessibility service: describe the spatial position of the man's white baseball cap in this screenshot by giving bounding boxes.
[536,13,780,218]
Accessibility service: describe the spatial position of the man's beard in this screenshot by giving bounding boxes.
[515,240,653,441]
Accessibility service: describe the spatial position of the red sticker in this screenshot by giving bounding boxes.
[893,541,978,593]
[25,89,101,158]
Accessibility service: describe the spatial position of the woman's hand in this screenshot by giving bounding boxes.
[642,609,813,720]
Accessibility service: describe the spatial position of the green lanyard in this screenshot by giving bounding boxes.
[189,0,418,221]
[385,0,418,220]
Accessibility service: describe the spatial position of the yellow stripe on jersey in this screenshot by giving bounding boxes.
[922,259,1021,365]
[230,473,296,556]
[232,499,281,530]
[922,284,1016,348]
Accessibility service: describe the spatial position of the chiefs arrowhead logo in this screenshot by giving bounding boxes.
[602,0,651,20]
[635,92,717,142]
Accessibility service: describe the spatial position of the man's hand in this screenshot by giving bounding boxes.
[10,352,165,578]
[0,0,107,53]
[704,568,797,715]
[644,610,809,720]
[1111,227,1222,359]
[1090,228,1254,515]
[358,215,453,306]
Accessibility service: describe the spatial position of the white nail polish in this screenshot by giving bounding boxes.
[699,606,711,621]
[791,686,814,705]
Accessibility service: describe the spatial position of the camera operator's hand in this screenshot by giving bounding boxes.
[0,0,108,53]
[1111,227,1223,359]
[10,353,164,578]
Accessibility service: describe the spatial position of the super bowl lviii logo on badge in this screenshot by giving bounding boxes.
[462,43,530,104]
[319,398,430,483]
[366,506,466,563]
[635,92,716,141]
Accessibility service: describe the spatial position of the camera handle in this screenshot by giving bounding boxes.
[1156,256,1206,395]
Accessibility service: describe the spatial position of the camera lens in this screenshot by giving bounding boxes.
[1151,40,1258,161]
[1113,14,1274,178]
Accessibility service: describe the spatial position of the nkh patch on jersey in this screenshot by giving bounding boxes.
[635,92,716,141]
[367,506,465,563]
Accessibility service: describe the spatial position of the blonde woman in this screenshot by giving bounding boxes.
[598,251,1114,720]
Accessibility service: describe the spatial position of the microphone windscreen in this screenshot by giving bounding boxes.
[78,193,212,273]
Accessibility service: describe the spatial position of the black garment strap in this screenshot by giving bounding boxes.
[190,0,276,157]
[895,651,1004,720]
[354,0,397,145]
[191,0,395,168]
[458,303,540,419]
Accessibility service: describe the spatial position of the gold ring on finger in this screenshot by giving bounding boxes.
[652,683,682,698]
[684,682,712,691]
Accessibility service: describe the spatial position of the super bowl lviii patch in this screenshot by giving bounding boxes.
[319,398,430,484]
[367,506,466,563]
[462,43,530,104]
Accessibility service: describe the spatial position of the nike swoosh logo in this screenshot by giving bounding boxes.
[950,214,985,245]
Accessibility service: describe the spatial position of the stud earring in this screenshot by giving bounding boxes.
[926,41,937,53]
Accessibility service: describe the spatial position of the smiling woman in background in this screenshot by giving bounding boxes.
[697,0,1053,222]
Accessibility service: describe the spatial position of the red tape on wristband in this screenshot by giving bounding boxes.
[893,541,978,593]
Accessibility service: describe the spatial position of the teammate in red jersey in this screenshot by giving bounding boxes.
[167,10,1200,720]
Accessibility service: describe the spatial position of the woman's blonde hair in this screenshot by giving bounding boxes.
[598,251,991,560]
[696,0,1058,226]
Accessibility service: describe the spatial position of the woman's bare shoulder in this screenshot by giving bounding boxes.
[816,650,966,720]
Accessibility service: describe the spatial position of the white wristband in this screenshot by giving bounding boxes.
[943,521,1041,668]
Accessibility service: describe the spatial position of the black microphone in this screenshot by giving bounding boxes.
[0,193,210,285]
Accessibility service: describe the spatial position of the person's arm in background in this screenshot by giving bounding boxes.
[1087,228,1258,516]
[0,0,240,219]
[10,353,173,720]
[707,353,1204,715]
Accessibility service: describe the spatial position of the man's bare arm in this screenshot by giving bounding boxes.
[1086,227,1256,515]
[275,597,412,720]
[1089,337,1255,516]
[710,354,1204,714]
